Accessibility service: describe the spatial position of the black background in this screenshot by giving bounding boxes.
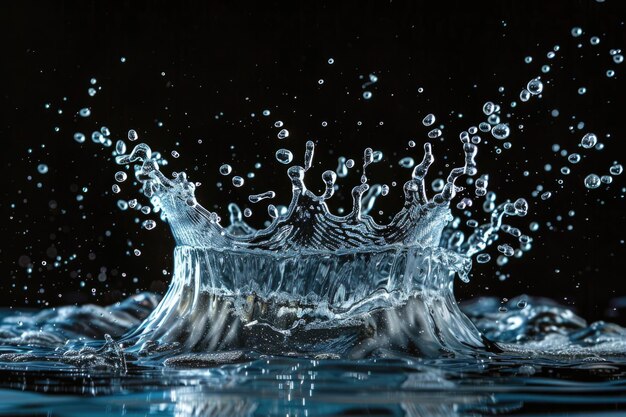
[1,1,625,322]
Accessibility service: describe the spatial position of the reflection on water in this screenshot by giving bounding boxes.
[1,354,626,416]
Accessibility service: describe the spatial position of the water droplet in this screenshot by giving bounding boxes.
[571,27,583,37]
[249,191,276,203]
[422,113,435,126]
[428,128,442,139]
[613,54,624,64]
[275,149,293,164]
[277,129,290,139]
[73,132,86,143]
[491,123,510,140]
[363,91,372,99]
[219,164,232,176]
[133,249,141,256]
[318,79,324,85]
[232,176,244,187]
[171,150,180,158]
[584,173,601,189]
[527,78,544,95]
[274,121,283,128]
[79,108,91,117]
[540,191,552,200]
[142,220,156,230]
[578,87,587,95]
[590,36,600,45]
[345,159,355,169]
[112,184,121,193]
[127,129,138,141]
[601,175,613,184]
[88,87,97,97]
[466,219,478,228]
[606,69,615,78]
[114,171,127,182]
[519,89,531,102]
[497,244,515,257]
[398,157,415,168]
[328,58,334,64]
[581,133,597,149]
[37,164,48,174]
[568,153,581,164]
[609,164,623,175]
[432,178,445,192]
[482,101,495,116]
[262,110,271,116]
[524,56,533,64]
[476,253,491,264]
